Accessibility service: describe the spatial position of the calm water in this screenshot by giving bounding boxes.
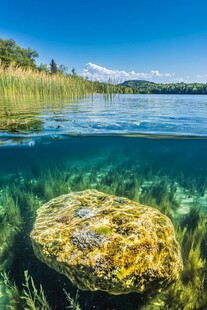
[0,94,207,309]
[0,94,207,140]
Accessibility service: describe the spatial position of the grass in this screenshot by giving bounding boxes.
[0,64,96,132]
[0,64,94,100]
[0,64,122,132]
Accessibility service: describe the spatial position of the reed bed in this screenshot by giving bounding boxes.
[0,64,94,100]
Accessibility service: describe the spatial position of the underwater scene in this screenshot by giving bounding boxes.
[0,94,207,310]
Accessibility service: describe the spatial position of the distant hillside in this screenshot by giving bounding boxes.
[119,80,156,94]
[121,80,155,87]
[119,80,207,94]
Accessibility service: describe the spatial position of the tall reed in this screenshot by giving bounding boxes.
[0,64,95,100]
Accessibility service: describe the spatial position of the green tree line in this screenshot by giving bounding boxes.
[120,80,207,94]
[0,38,70,75]
[1,38,207,95]
[0,38,38,68]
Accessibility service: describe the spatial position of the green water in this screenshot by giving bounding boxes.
[0,135,207,309]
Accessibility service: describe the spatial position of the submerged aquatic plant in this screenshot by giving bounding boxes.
[143,216,207,310]
[2,271,83,310]
[139,179,180,218]
[64,289,81,310]
[1,271,21,309]
[21,271,51,310]
[2,271,51,310]
[0,189,22,271]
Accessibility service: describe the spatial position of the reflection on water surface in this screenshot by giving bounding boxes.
[0,94,207,137]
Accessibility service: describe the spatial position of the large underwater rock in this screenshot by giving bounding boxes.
[31,190,182,295]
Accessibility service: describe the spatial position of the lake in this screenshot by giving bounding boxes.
[0,94,207,309]
[1,94,207,137]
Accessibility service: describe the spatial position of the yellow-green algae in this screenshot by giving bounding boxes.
[31,190,182,295]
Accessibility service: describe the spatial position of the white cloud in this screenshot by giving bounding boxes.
[197,74,207,78]
[175,77,184,83]
[82,62,174,83]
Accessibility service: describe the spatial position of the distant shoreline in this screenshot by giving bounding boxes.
[118,80,207,95]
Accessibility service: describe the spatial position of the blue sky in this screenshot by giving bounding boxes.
[1,0,207,82]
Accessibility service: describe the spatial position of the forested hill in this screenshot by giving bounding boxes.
[119,80,207,94]
[121,80,155,87]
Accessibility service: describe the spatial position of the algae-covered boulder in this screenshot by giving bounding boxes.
[31,190,182,295]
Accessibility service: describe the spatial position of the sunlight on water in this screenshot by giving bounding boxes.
[0,94,207,139]
[0,95,75,134]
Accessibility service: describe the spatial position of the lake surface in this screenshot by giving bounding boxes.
[0,94,207,141]
[0,94,207,309]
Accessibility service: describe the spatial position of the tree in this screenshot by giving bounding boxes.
[71,67,77,77]
[58,64,68,75]
[50,59,58,74]
[0,38,38,68]
[38,63,50,73]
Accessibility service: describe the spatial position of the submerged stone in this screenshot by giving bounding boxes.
[31,190,182,295]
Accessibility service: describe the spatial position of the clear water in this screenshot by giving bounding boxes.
[1,94,207,141]
[1,94,207,309]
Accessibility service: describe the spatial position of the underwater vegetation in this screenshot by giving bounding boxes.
[0,137,207,309]
[1,271,81,310]
[141,213,207,310]
[0,189,22,271]
[1,270,50,310]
